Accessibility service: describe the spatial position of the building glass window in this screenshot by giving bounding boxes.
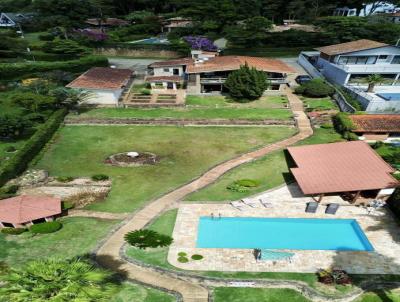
[163,68,170,72]
[392,56,400,64]
[337,56,377,65]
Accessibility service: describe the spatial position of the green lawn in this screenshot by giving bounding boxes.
[35,125,296,212]
[356,290,400,302]
[0,217,119,268]
[213,288,310,302]
[301,96,338,111]
[73,95,292,121]
[185,128,343,202]
[112,283,175,302]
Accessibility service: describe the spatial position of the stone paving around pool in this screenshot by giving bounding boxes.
[169,184,400,274]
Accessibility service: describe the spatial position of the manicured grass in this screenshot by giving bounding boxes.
[0,217,119,268]
[35,125,296,212]
[24,32,46,46]
[73,95,292,121]
[301,96,338,111]
[213,288,311,302]
[185,128,343,202]
[112,282,176,302]
[356,290,400,302]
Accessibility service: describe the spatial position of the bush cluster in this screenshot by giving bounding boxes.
[317,269,351,285]
[332,113,358,141]
[227,179,260,193]
[1,228,26,235]
[91,174,109,181]
[0,109,67,187]
[295,79,335,98]
[0,56,108,80]
[0,184,19,200]
[124,229,173,249]
[56,176,74,183]
[30,221,62,234]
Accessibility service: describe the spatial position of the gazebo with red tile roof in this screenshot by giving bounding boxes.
[0,195,61,228]
[349,114,400,141]
[287,141,398,202]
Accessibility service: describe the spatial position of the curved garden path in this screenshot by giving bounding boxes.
[95,88,313,302]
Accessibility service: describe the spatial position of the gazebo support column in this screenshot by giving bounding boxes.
[352,190,361,203]
[317,193,325,203]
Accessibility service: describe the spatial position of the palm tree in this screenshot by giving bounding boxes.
[365,74,384,93]
[0,258,117,301]
[50,88,94,110]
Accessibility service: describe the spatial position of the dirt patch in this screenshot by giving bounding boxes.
[105,152,159,167]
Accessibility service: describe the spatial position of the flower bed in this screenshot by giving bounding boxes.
[105,152,159,167]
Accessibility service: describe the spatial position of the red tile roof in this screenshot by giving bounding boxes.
[186,56,296,73]
[0,195,61,224]
[145,76,183,83]
[350,114,400,133]
[66,67,132,90]
[288,141,398,195]
[316,39,388,56]
[148,58,193,68]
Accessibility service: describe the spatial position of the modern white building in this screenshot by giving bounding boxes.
[300,39,400,112]
[333,2,399,17]
[66,67,133,106]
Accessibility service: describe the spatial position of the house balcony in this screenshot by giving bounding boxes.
[335,64,400,74]
[199,77,288,85]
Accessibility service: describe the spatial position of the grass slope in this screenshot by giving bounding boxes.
[0,217,118,268]
[185,128,343,202]
[112,283,175,302]
[35,125,296,212]
[213,288,311,302]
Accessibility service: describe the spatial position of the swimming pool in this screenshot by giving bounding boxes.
[129,38,170,45]
[377,93,400,101]
[196,217,373,251]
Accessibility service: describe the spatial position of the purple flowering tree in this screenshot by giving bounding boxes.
[183,36,217,51]
[74,29,108,42]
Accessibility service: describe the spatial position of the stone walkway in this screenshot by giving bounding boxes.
[95,89,313,302]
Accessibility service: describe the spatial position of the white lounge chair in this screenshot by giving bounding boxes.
[242,198,260,208]
[259,197,273,208]
[231,201,246,211]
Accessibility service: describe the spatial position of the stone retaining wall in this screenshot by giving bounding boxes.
[94,47,180,58]
[65,117,295,126]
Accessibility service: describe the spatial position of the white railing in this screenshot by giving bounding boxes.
[336,64,400,73]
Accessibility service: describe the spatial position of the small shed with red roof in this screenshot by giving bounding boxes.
[349,114,400,142]
[287,141,398,202]
[0,195,61,228]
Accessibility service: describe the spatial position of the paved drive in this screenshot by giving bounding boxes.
[95,88,313,301]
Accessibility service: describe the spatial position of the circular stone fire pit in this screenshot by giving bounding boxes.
[105,152,159,167]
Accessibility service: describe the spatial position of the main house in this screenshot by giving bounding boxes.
[300,39,400,112]
[146,51,295,94]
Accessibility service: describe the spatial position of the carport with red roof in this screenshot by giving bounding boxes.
[287,141,399,202]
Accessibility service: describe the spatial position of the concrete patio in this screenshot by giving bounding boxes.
[169,184,400,274]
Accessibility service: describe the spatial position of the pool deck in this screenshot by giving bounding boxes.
[169,184,400,274]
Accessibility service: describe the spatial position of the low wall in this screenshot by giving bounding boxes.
[94,47,180,58]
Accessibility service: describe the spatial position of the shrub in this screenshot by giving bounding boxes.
[320,123,333,129]
[124,229,173,249]
[56,176,74,183]
[30,221,62,234]
[1,228,26,235]
[29,221,62,234]
[0,109,67,187]
[316,269,351,285]
[91,174,109,181]
[61,201,74,210]
[178,256,189,263]
[0,114,32,139]
[191,254,203,260]
[140,88,151,95]
[227,179,260,192]
[235,179,260,187]
[1,184,19,194]
[5,146,16,153]
[0,56,108,80]
[178,252,187,257]
[332,112,358,141]
[295,79,334,98]
[224,64,268,101]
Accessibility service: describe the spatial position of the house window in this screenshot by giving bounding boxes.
[379,55,388,60]
[163,68,170,72]
[338,56,377,65]
[392,56,400,64]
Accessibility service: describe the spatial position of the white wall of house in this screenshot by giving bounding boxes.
[153,66,184,76]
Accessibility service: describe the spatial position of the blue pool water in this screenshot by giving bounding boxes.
[196,217,373,251]
[377,93,400,101]
[130,38,170,45]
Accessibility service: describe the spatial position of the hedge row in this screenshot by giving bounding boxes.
[21,51,76,62]
[332,112,358,141]
[0,56,108,79]
[0,109,67,186]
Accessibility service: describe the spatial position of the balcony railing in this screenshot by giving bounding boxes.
[336,64,400,73]
[199,77,288,84]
